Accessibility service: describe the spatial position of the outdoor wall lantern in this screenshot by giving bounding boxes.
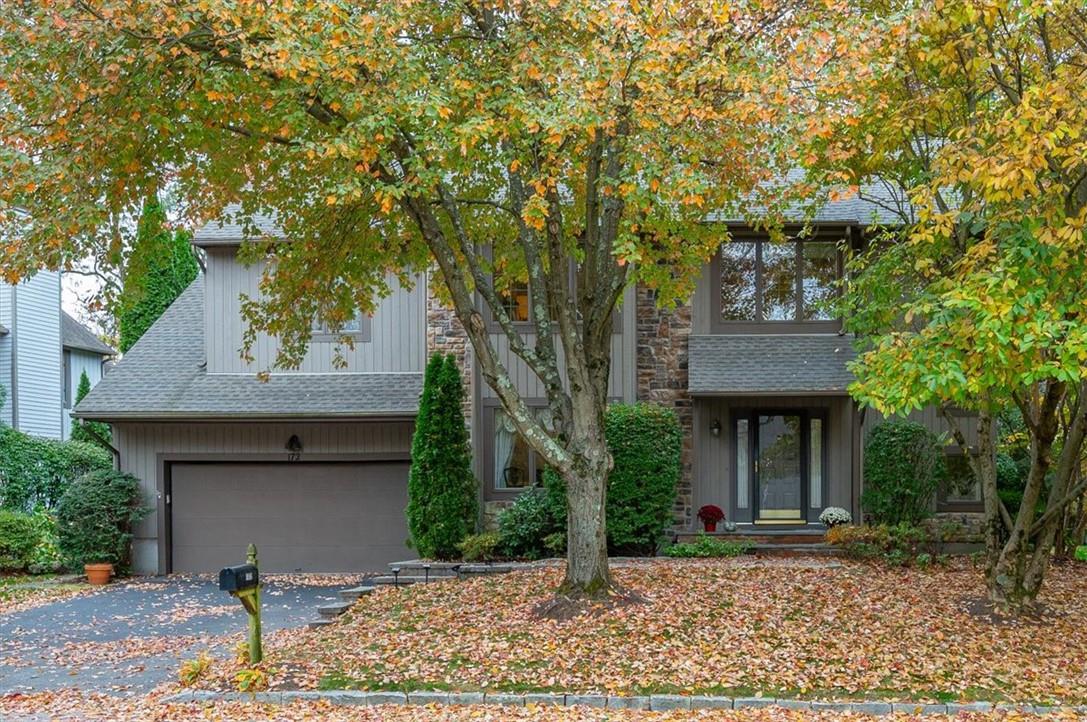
[710,419,722,437]
[286,434,303,461]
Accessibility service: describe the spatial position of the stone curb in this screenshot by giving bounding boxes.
[163,690,1087,716]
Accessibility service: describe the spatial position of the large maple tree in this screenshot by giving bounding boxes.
[0,1,848,599]
[805,0,1087,611]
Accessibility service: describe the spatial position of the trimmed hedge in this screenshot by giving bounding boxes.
[541,402,682,556]
[406,354,478,560]
[0,427,112,511]
[0,510,39,572]
[56,470,149,571]
[862,420,944,526]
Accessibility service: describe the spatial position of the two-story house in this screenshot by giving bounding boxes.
[75,195,980,575]
[0,271,115,439]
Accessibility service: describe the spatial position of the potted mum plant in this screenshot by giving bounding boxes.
[57,470,149,585]
[818,507,853,528]
[697,504,725,532]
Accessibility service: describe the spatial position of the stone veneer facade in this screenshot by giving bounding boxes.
[425,287,474,430]
[426,282,697,533]
[634,285,694,530]
[426,287,516,530]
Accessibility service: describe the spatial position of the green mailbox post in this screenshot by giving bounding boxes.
[218,543,263,664]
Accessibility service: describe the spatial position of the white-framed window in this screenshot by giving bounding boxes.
[311,310,372,342]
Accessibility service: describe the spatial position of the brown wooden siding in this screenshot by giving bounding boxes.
[114,420,414,574]
[204,247,426,374]
[478,284,638,401]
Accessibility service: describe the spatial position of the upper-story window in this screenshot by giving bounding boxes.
[714,236,843,332]
[497,281,531,323]
[311,310,372,342]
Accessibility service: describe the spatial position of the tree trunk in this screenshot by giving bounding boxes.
[561,453,612,595]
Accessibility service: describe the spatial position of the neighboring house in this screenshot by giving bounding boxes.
[0,272,115,439]
[76,196,981,575]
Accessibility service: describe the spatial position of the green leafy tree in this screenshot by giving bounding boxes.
[70,370,112,448]
[0,1,852,598]
[802,1,1087,611]
[406,354,477,560]
[118,198,199,353]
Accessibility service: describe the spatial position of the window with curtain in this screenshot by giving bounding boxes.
[493,407,553,490]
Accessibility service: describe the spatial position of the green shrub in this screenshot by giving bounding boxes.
[118,197,199,353]
[26,508,64,573]
[826,523,942,567]
[497,488,560,560]
[0,510,40,572]
[545,403,682,555]
[56,470,149,571]
[664,533,752,558]
[406,354,478,560]
[1075,546,1087,563]
[457,532,501,562]
[862,420,944,526]
[0,427,112,511]
[70,370,112,448]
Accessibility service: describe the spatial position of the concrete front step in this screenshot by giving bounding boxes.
[318,602,354,617]
[752,543,843,556]
[339,586,375,601]
[308,618,336,629]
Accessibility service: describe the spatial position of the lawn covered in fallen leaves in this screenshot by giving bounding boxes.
[0,574,89,616]
[231,558,1087,705]
[0,692,1082,722]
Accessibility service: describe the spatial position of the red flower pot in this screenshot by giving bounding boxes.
[704,521,717,532]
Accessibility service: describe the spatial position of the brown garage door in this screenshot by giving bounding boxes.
[170,461,411,573]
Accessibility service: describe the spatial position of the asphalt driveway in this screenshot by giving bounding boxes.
[0,576,360,694]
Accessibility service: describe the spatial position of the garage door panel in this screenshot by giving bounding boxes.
[171,462,411,573]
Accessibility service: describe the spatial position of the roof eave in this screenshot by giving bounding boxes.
[72,410,419,422]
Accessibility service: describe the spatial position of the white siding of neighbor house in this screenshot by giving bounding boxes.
[479,283,639,403]
[62,349,105,440]
[0,286,12,427]
[203,247,426,375]
[114,420,416,575]
[4,272,63,439]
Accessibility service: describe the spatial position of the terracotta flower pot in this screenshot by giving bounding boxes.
[84,563,113,586]
[704,521,717,532]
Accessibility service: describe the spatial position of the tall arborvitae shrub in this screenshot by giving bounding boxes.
[406,353,478,560]
[118,197,199,353]
[70,370,112,447]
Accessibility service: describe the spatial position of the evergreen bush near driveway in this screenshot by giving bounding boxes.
[0,510,40,572]
[56,470,149,571]
[862,420,944,526]
[544,403,682,556]
[406,353,478,560]
[0,427,112,511]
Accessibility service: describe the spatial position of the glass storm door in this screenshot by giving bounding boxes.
[756,414,804,521]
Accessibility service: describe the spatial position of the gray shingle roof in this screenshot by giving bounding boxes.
[193,207,282,246]
[688,334,856,395]
[62,312,115,356]
[73,276,421,420]
[194,176,909,246]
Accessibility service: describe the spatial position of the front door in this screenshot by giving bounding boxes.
[756,413,804,522]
